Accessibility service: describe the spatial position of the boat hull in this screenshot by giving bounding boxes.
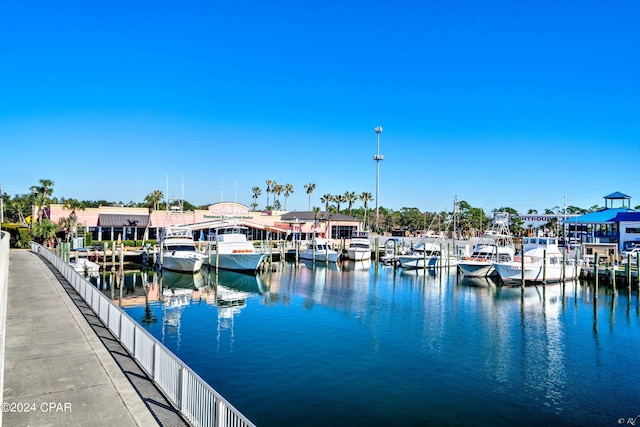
[207,253,267,272]
[493,262,581,283]
[397,255,458,269]
[299,251,340,263]
[458,260,496,277]
[162,253,206,273]
[346,248,371,261]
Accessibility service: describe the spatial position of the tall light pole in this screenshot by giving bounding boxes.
[373,126,383,231]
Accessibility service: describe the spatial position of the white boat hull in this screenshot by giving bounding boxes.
[397,255,458,269]
[458,260,497,277]
[493,262,581,283]
[346,248,371,261]
[162,253,206,273]
[299,251,340,263]
[207,253,267,272]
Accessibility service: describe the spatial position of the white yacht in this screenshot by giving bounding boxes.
[299,237,340,263]
[493,236,581,283]
[458,212,515,278]
[159,226,207,273]
[397,234,457,269]
[346,230,372,261]
[205,224,267,272]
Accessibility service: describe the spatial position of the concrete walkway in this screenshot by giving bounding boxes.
[2,250,167,426]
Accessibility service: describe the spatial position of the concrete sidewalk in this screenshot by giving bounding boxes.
[2,249,160,427]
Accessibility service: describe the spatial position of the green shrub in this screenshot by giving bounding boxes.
[1,224,32,248]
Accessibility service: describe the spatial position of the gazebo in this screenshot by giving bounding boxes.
[603,191,632,209]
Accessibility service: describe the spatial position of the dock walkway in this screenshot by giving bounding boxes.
[2,249,188,427]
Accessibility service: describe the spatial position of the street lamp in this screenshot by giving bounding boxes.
[373,126,384,231]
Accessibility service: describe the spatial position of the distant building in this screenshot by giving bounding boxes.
[46,202,363,245]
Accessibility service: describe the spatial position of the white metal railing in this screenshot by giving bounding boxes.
[30,242,255,427]
[1,231,11,427]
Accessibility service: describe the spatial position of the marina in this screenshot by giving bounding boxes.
[92,259,640,427]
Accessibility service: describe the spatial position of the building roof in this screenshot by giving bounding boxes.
[611,211,640,222]
[562,208,635,224]
[98,213,149,228]
[280,211,358,222]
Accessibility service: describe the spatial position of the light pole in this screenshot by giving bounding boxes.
[373,126,384,231]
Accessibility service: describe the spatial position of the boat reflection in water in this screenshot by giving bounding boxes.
[201,266,267,296]
[458,275,499,288]
[340,258,372,271]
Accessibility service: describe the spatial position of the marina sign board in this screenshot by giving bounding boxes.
[517,214,579,227]
[204,202,252,220]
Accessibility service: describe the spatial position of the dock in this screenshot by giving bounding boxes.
[2,249,188,426]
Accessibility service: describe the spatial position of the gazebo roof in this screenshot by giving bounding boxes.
[604,191,631,200]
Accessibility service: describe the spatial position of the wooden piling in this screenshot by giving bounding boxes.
[594,252,599,296]
[215,242,220,275]
[520,244,525,287]
[542,249,547,284]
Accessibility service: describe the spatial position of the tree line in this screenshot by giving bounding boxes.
[1,178,629,246]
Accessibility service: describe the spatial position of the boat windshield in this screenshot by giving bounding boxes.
[165,245,196,252]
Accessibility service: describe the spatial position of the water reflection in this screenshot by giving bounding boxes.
[90,265,640,426]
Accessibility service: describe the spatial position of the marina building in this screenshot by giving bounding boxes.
[562,192,639,251]
[45,202,363,245]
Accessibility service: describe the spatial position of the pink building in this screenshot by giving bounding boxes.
[46,202,362,244]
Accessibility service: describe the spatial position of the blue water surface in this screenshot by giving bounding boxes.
[105,261,640,427]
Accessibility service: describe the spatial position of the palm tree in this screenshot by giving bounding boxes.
[144,190,164,211]
[273,183,284,209]
[360,191,373,230]
[344,191,357,216]
[265,180,273,209]
[30,178,55,222]
[304,183,316,211]
[320,193,333,215]
[283,183,294,210]
[251,187,262,211]
[312,206,321,228]
[335,194,347,214]
[61,198,86,242]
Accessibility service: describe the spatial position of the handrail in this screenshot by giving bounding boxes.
[30,242,255,427]
[0,231,10,427]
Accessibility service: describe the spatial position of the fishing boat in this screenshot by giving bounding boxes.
[458,212,515,277]
[205,224,267,272]
[159,226,207,273]
[346,230,372,261]
[493,236,582,284]
[299,237,340,263]
[396,234,458,269]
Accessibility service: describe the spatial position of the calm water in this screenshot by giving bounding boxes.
[92,261,640,427]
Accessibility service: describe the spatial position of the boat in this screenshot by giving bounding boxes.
[205,224,267,272]
[346,230,372,261]
[458,212,515,278]
[379,238,409,266]
[396,234,458,269]
[71,257,100,276]
[299,237,340,263]
[493,236,582,284]
[159,226,207,273]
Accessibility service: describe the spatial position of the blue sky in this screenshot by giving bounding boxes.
[2,1,639,214]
